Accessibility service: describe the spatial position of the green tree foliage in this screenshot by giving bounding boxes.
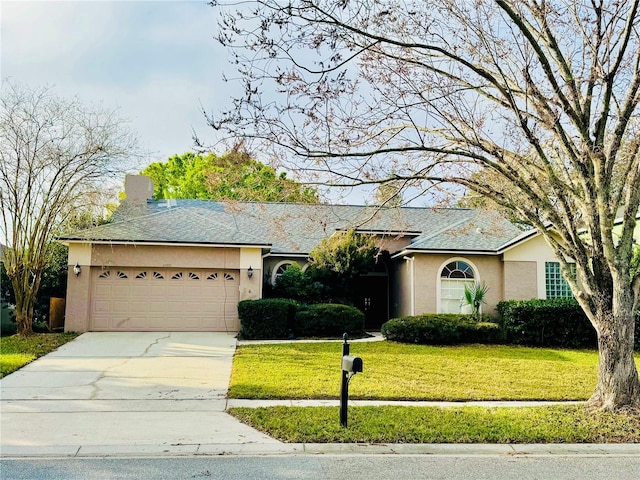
[1,242,69,331]
[141,150,318,203]
[270,263,329,303]
[270,263,311,301]
[307,230,379,303]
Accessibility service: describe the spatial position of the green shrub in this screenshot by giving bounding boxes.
[238,298,298,339]
[381,314,500,345]
[1,299,16,336]
[295,303,365,337]
[466,321,502,344]
[269,263,331,304]
[497,299,596,348]
[270,263,310,302]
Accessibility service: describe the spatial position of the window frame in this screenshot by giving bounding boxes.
[436,258,480,314]
[545,261,576,299]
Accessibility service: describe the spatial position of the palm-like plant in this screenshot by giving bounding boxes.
[463,281,489,320]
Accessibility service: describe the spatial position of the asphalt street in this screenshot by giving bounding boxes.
[2,454,640,480]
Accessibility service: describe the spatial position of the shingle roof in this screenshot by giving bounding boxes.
[60,199,527,255]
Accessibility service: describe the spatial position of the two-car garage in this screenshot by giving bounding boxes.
[63,241,263,333]
[89,267,241,332]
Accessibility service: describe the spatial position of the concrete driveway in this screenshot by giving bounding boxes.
[0,332,282,457]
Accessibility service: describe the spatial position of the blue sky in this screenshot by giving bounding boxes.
[1,0,235,166]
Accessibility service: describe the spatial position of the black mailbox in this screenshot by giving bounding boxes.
[342,355,363,373]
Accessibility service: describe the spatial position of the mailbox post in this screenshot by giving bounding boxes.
[340,333,363,428]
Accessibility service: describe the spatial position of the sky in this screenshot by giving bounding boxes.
[0,0,391,204]
[1,0,240,168]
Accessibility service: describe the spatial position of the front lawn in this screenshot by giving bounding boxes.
[0,333,79,378]
[229,405,640,443]
[229,342,615,401]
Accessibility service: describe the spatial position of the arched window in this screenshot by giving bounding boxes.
[439,260,476,314]
[271,261,294,285]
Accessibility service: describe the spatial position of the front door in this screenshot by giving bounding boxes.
[355,275,389,330]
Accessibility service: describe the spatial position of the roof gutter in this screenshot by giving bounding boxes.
[262,252,309,258]
[59,239,272,249]
[391,248,499,259]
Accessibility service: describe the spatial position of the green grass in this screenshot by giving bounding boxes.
[0,333,79,378]
[229,342,629,401]
[229,405,640,443]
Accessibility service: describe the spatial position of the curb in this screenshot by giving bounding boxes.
[2,443,639,459]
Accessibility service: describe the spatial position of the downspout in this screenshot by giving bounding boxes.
[403,256,415,316]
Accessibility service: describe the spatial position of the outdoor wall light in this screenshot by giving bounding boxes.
[73,262,81,276]
[247,266,253,278]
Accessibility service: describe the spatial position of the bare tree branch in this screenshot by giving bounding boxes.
[0,80,141,335]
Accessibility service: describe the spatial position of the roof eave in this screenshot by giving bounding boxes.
[496,229,541,253]
[59,238,272,249]
[391,248,500,259]
[263,252,309,258]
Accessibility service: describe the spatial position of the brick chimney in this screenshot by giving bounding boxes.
[124,175,154,204]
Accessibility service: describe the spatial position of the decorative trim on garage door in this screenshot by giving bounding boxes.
[90,267,240,332]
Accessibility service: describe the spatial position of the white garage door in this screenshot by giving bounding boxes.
[90,268,240,331]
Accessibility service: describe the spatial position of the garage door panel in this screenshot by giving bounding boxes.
[148,302,168,314]
[90,268,240,331]
[129,301,151,313]
[112,285,133,296]
[130,284,151,296]
[93,299,112,312]
[112,316,147,330]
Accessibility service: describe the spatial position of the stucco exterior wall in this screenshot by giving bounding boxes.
[408,254,504,316]
[90,244,240,269]
[239,248,262,301]
[503,261,538,300]
[391,257,413,318]
[374,235,414,254]
[64,264,91,332]
[503,234,559,299]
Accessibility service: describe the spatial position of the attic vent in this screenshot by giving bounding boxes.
[156,199,176,208]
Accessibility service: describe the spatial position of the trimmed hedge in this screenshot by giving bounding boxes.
[497,299,596,348]
[381,314,500,345]
[238,299,297,339]
[498,298,640,349]
[295,303,365,337]
[238,300,364,339]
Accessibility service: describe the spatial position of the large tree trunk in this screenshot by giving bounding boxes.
[588,305,640,410]
[11,276,35,337]
[14,305,34,337]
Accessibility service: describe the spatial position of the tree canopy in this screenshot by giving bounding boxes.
[211,0,640,409]
[141,150,318,203]
[0,80,139,335]
[307,229,379,303]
